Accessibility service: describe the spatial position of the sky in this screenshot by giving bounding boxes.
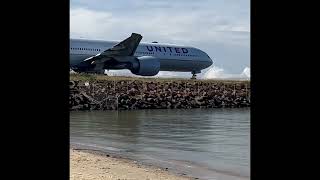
[70,0,250,79]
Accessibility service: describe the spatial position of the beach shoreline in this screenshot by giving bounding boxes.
[70,147,194,180]
[70,146,249,180]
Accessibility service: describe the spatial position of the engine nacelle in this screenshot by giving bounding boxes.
[131,56,160,76]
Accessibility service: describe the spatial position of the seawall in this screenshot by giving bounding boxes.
[69,74,250,111]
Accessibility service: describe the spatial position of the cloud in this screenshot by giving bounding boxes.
[70,7,249,46]
[203,66,250,80]
[70,0,250,74]
[241,67,250,78]
[105,66,250,80]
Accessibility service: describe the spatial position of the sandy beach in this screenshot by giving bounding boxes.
[70,149,193,180]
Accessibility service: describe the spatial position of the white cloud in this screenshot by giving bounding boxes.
[70,8,249,46]
[70,1,250,75]
[70,8,116,39]
[105,66,250,80]
[241,67,250,78]
[203,66,250,80]
[203,66,227,79]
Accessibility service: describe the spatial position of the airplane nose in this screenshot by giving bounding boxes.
[208,57,213,67]
[199,49,213,68]
[205,53,213,67]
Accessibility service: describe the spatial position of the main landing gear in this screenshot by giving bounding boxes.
[92,69,108,75]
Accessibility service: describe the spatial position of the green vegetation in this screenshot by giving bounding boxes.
[70,73,250,85]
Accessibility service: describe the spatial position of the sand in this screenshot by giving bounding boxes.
[70,149,193,180]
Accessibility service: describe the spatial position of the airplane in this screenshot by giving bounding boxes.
[70,33,213,79]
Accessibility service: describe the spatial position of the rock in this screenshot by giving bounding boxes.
[70,80,250,110]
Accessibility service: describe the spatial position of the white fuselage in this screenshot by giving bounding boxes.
[70,39,213,72]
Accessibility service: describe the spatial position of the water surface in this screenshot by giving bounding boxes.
[70,108,250,180]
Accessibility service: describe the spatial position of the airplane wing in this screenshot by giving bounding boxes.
[79,33,143,68]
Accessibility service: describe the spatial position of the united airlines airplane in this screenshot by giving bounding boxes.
[70,33,213,79]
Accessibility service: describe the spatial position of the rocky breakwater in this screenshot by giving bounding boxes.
[70,79,250,111]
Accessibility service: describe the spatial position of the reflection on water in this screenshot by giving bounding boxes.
[70,108,250,179]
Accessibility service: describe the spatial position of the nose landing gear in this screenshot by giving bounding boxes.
[191,73,197,79]
[191,70,201,80]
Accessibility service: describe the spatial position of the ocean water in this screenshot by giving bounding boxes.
[70,108,250,180]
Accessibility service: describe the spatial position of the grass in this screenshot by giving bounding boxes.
[70,73,250,84]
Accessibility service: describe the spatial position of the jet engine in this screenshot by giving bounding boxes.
[130,56,160,76]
